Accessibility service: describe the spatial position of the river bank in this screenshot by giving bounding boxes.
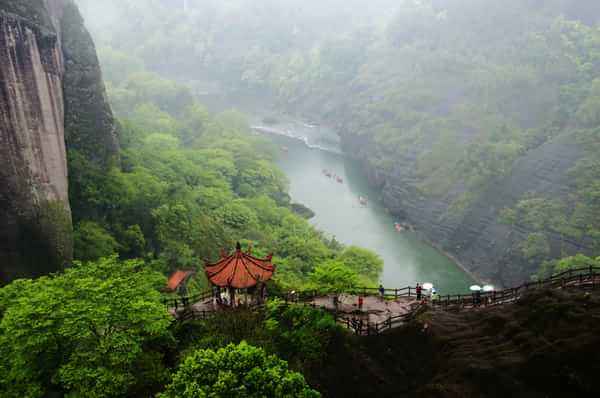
[265,131,476,294]
[252,124,484,286]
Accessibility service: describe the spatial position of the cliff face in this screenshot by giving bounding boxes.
[341,129,590,287]
[0,0,117,283]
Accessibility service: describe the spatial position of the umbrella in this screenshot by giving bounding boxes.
[422,282,434,290]
[469,285,482,291]
[482,285,495,292]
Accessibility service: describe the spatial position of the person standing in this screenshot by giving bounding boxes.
[379,284,385,300]
[358,295,364,310]
[416,283,422,301]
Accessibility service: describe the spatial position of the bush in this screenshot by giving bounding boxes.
[159,342,320,398]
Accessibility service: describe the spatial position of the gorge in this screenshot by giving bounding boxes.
[0,1,599,397]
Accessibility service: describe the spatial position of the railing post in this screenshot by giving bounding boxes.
[395,289,398,299]
[408,287,412,297]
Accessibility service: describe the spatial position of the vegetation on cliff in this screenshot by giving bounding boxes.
[66,53,383,291]
[76,0,600,280]
[2,1,599,396]
[0,256,334,396]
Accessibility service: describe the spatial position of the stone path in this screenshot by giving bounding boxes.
[310,294,420,325]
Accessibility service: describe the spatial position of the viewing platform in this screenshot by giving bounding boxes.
[166,266,600,336]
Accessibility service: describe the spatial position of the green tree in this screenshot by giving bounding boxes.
[265,300,339,364]
[0,256,172,397]
[73,220,120,261]
[214,201,259,231]
[159,342,320,398]
[309,260,359,292]
[337,246,383,284]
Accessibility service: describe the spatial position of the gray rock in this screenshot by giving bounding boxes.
[0,0,117,283]
[341,128,591,287]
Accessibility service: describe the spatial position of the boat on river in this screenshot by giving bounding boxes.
[359,196,368,206]
[336,176,343,183]
[395,222,404,232]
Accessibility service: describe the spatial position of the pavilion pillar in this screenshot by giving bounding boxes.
[229,287,236,307]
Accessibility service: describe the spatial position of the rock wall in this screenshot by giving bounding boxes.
[341,129,591,287]
[0,0,117,283]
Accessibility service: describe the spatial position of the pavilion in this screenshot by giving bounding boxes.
[165,269,196,295]
[204,242,275,306]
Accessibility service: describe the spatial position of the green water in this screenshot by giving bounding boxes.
[270,134,475,295]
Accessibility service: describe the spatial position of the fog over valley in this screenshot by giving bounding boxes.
[1,1,599,396]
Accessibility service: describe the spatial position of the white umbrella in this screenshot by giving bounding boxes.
[469,285,482,291]
[482,285,495,292]
[422,282,434,290]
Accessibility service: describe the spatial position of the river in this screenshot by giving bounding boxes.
[197,93,475,294]
[264,127,474,295]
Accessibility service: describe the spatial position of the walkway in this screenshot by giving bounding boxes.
[166,266,600,334]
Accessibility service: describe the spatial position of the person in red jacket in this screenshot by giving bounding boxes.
[416,283,423,301]
[358,295,364,310]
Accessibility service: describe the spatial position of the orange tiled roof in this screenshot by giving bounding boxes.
[205,243,274,288]
[166,269,196,291]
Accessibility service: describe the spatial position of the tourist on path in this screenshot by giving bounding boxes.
[379,284,385,300]
[416,283,422,300]
[358,295,364,310]
[474,290,482,307]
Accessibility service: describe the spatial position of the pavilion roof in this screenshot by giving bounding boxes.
[165,269,196,292]
[205,242,275,289]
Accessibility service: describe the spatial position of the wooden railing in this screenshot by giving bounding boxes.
[431,266,600,309]
[291,286,421,302]
[163,290,213,310]
[335,303,427,336]
[165,266,600,334]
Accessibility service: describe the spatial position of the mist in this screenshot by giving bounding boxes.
[1,0,600,395]
[74,0,600,287]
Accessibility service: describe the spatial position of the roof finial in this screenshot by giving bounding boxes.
[236,242,242,252]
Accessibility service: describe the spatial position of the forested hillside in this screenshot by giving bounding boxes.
[1,1,383,395]
[67,41,383,292]
[77,0,600,285]
[1,1,599,396]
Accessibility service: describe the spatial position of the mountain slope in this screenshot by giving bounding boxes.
[0,0,118,283]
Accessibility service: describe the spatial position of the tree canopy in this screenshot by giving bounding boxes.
[159,342,320,398]
[0,256,172,397]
